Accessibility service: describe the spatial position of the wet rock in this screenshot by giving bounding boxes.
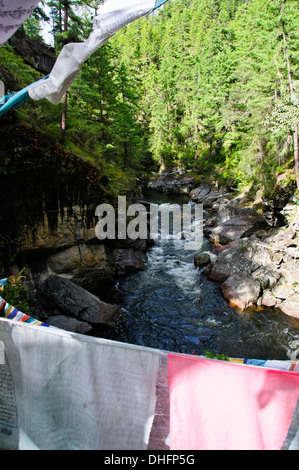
[210,212,268,245]
[148,173,194,194]
[190,182,211,200]
[47,243,115,291]
[220,274,261,311]
[47,315,93,334]
[190,183,221,208]
[39,275,120,327]
[208,241,273,283]
[213,205,250,225]
[279,294,299,320]
[194,252,211,267]
[113,248,147,276]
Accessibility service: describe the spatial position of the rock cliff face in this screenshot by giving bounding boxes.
[8,28,56,76]
[0,117,149,333]
[0,30,153,335]
[147,172,194,194]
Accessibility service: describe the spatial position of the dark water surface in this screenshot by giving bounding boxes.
[102,191,299,360]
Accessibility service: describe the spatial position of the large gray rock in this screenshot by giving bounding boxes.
[47,315,93,334]
[113,248,147,275]
[194,252,211,267]
[208,241,274,283]
[16,204,96,255]
[47,243,115,291]
[251,266,280,290]
[190,183,221,208]
[148,174,194,194]
[279,294,299,320]
[210,212,268,245]
[40,276,120,326]
[220,274,261,311]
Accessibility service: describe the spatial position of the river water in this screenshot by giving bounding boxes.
[103,191,299,360]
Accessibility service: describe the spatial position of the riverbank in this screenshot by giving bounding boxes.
[190,182,299,319]
[147,172,299,320]
[99,188,299,360]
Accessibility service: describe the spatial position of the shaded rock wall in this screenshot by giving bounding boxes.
[0,118,150,333]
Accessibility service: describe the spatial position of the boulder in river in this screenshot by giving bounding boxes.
[279,294,299,320]
[194,252,211,267]
[47,243,115,291]
[190,182,223,208]
[46,315,94,334]
[220,274,261,311]
[113,248,147,275]
[207,240,275,284]
[148,172,194,194]
[209,212,269,245]
[39,275,121,328]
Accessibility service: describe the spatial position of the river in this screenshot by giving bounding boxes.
[102,191,299,360]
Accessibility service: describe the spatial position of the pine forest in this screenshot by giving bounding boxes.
[1,0,299,197]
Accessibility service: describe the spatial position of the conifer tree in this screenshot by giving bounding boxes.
[16,0,299,191]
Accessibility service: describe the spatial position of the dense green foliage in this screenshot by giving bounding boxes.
[111,0,299,192]
[2,0,299,194]
[1,270,31,315]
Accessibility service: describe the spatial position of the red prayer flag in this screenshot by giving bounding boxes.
[168,354,299,450]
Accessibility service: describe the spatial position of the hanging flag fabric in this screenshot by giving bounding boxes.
[1,309,299,450]
[168,353,299,450]
[0,296,51,327]
[0,317,161,450]
[0,0,169,117]
[28,0,169,105]
[0,0,41,46]
[228,357,299,372]
[0,278,7,291]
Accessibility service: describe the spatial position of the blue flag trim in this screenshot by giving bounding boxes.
[0,75,49,117]
[153,0,168,10]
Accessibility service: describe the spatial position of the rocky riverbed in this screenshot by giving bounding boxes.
[30,178,299,334]
[3,142,298,336]
[191,183,299,319]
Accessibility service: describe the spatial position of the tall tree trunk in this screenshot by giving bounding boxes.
[58,2,62,33]
[194,122,198,161]
[281,11,298,189]
[281,20,293,94]
[294,124,299,190]
[63,1,69,33]
[61,92,68,143]
[61,1,69,143]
